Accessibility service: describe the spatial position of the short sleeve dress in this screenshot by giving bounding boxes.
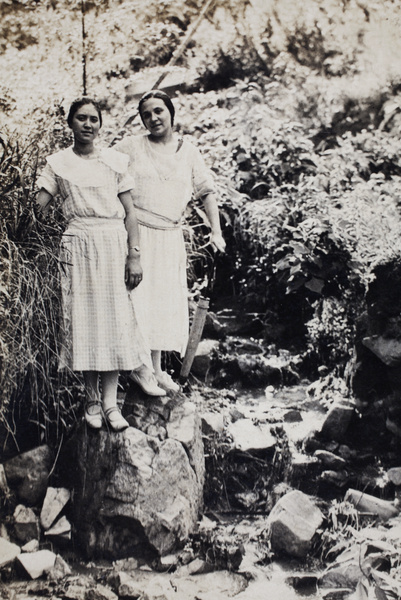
[37,146,150,372]
[114,134,216,356]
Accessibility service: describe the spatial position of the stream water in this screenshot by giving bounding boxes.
[199,382,331,599]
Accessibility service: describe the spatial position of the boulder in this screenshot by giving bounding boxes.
[68,398,205,560]
[362,335,401,366]
[267,490,324,558]
[344,488,399,520]
[320,404,354,441]
[227,419,276,454]
[191,339,220,379]
[3,445,54,505]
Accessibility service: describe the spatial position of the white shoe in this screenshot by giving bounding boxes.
[130,366,167,396]
[155,372,180,393]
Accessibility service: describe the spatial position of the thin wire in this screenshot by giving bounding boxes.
[81,0,87,96]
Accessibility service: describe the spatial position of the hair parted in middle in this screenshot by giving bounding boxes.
[138,90,175,126]
[67,97,103,128]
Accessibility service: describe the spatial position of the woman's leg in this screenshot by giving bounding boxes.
[151,350,163,377]
[101,370,129,431]
[83,371,100,406]
[83,371,102,428]
[152,350,180,392]
[100,370,119,412]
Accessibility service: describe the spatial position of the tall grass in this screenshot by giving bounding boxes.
[0,115,81,452]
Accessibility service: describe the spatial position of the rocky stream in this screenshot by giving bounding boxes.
[2,292,401,600]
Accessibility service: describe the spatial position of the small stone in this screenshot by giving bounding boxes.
[115,571,145,598]
[179,557,211,575]
[201,412,224,435]
[40,487,71,530]
[283,409,303,423]
[321,470,349,487]
[17,549,56,579]
[0,536,21,567]
[85,584,118,600]
[387,467,401,486]
[13,504,40,543]
[112,557,139,571]
[191,339,220,379]
[46,554,72,580]
[0,464,10,497]
[44,515,71,538]
[314,450,347,470]
[22,539,40,553]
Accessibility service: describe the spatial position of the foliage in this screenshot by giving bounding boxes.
[3,0,401,436]
[174,79,401,371]
[0,109,82,449]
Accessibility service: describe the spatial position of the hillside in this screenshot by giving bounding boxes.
[3,0,401,439]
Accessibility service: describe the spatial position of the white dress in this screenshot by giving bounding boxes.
[115,135,216,356]
[37,146,150,372]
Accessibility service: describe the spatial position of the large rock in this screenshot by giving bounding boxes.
[345,488,399,521]
[320,403,354,442]
[3,445,54,505]
[267,490,324,558]
[67,396,205,560]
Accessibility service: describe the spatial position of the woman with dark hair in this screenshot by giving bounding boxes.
[36,97,165,432]
[115,90,226,392]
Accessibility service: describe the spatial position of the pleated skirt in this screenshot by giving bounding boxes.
[131,223,189,356]
[59,217,150,372]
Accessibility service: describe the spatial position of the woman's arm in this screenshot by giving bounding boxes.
[119,190,143,290]
[36,189,53,218]
[201,193,226,253]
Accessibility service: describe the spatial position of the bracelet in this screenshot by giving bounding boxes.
[128,245,140,253]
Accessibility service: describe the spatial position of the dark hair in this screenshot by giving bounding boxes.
[67,97,103,128]
[138,90,175,126]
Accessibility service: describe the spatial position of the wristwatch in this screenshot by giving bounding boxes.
[129,245,140,253]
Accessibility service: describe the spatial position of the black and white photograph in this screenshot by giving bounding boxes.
[1,1,401,598]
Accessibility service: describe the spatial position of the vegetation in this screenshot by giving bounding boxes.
[2,0,401,449]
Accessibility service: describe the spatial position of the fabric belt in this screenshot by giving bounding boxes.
[67,217,124,230]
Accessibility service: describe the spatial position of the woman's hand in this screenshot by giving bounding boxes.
[125,256,143,290]
[210,231,226,253]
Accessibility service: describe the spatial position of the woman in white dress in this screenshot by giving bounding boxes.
[36,97,164,432]
[115,90,226,392]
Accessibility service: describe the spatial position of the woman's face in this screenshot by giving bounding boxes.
[140,98,172,137]
[70,103,101,144]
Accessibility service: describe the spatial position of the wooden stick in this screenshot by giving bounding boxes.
[180,296,210,381]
